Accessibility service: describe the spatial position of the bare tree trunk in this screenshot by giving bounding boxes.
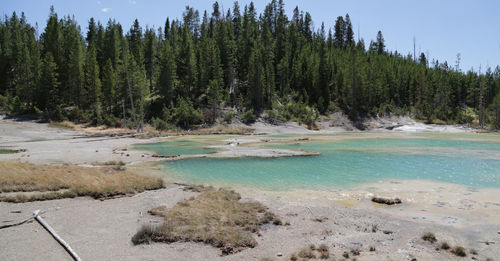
[479,66,485,129]
[122,99,127,128]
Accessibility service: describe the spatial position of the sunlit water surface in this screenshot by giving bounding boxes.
[135,133,500,191]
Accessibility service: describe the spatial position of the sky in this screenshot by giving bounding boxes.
[2,0,500,72]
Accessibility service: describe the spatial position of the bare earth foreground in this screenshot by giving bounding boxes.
[0,116,499,261]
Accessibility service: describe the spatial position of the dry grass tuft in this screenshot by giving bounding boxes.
[132,188,282,255]
[290,244,330,260]
[48,120,76,129]
[440,242,450,250]
[371,196,402,205]
[317,244,329,259]
[0,161,163,202]
[450,246,466,257]
[422,232,437,243]
[182,184,214,193]
[297,248,316,259]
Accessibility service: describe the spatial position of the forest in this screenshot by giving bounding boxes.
[1,1,500,130]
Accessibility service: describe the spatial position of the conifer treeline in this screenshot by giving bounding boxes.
[1,1,500,129]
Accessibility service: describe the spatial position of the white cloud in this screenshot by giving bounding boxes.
[101,7,111,13]
[129,0,137,4]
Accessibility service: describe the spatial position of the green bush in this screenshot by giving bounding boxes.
[52,105,66,122]
[240,109,256,124]
[10,96,27,115]
[456,107,476,125]
[276,102,318,128]
[152,117,173,130]
[172,97,203,129]
[263,109,278,123]
[67,107,88,123]
[103,114,122,128]
[224,111,234,124]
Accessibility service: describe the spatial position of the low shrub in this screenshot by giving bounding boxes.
[276,102,318,129]
[440,242,450,250]
[171,97,203,129]
[132,188,282,255]
[298,248,315,259]
[241,109,257,124]
[422,232,437,243]
[224,111,234,124]
[451,246,466,257]
[318,244,329,259]
[351,248,360,256]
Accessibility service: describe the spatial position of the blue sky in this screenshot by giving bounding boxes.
[2,0,499,72]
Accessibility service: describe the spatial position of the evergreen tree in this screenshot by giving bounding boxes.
[344,14,354,47]
[375,30,385,54]
[101,59,115,113]
[333,16,345,48]
[84,45,102,123]
[158,41,177,106]
[39,52,59,112]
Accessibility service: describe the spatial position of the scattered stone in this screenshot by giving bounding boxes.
[372,197,402,205]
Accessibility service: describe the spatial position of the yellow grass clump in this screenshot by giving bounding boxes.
[132,188,282,255]
[0,161,163,202]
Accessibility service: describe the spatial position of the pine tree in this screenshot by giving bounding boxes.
[248,41,264,113]
[39,52,59,112]
[101,59,115,113]
[84,45,102,123]
[177,23,197,99]
[144,27,157,92]
[333,16,345,49]
[344,14,354,47]
[375,30,385,54]
[158,41,177,105]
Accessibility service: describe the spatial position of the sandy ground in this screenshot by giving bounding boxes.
[1,183,498,261]
[0,116,499,260]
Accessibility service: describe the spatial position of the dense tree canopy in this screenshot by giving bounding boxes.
[1,1,499,129]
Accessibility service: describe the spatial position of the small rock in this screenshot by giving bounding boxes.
[277,252,282,257]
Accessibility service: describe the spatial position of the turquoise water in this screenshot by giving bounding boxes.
[133,140,217,155]
[137,134,500,190]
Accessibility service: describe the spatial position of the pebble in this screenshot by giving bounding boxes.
[277,252,282,257]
